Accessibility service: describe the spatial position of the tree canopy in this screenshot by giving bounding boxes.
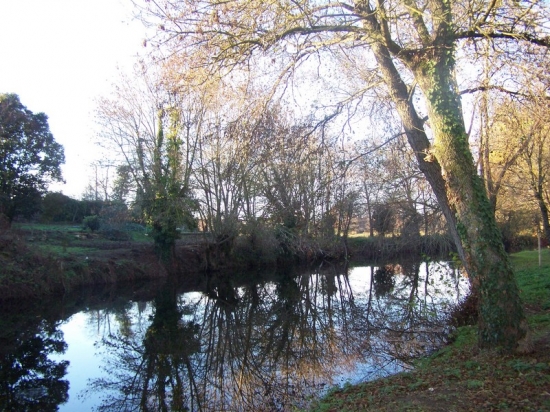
[0,93,64,221]
[134,0,550,349]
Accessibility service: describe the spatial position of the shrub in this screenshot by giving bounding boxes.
[233,220,280,265]
[83,215,101,232]
[98,225,131,241]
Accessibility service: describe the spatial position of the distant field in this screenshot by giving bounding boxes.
[13,222,152,242]
[13,222,82,232]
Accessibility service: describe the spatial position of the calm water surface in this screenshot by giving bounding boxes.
[0,260,468,411]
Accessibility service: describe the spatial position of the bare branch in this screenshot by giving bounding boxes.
[459,85,550,101]
[456,30,550,48]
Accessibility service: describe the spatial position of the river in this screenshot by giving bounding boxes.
[0,259,468,411]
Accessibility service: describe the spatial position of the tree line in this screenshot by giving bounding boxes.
[119,0,550,350]
[1,0,549,350]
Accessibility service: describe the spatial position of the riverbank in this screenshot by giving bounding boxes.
[0,223,455,301]
[0,224,205,300]
[311,250,550,411]
[1,222,321,300]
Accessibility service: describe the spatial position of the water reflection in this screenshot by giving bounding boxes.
[78,260,466,411]
[84,276,202,411]
[0,316,69,411]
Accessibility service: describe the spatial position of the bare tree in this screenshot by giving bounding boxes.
[515,98,550,245]
[95,64,199,260]
[135,0,550,349]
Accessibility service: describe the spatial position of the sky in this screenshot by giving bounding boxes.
[0,0,147,198]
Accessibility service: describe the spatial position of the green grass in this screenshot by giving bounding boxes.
[130,231,153,242]
[14,222,83,232]
[511,250,550,308]
[14,221,153,244]
[509,249,550,270]
[36,244,98,257]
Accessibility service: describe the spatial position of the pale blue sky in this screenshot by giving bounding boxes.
[0,0,146,197]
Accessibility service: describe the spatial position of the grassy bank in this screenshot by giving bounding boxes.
[311,249,550,412]
[0,224,178,300]
[1,222,323,299]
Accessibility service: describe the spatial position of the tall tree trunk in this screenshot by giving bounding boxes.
[533,187,550,246]
[368,41,467,268]
[364,21,527,350]
[363,182,375,237]
[413,54,526,350]
[528,139,550,246]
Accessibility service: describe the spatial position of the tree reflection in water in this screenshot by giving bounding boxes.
[85,275,202,412]
[0,318,69,411]
[85,260,467,411]
[373,264,396,297]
